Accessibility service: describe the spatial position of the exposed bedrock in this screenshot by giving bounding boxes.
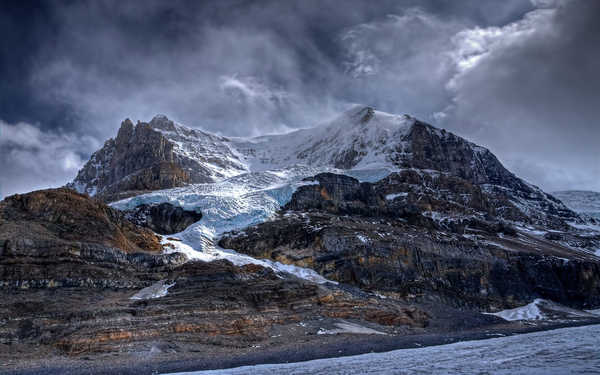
[221,172,600,310]
[123,202,203,235]
[0,188,430,356]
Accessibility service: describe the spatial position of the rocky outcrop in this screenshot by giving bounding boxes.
[123,203,203,235]
[68,119,194,201]
[221,173,600,310]
[0,188,164,254]
[0,188,179,290]
[68,115,247,202]
[221,212,600,310]
[0,188,433,362]
[0,258,431,356]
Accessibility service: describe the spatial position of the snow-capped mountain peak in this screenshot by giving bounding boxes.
[69,106,582,230]
[230,105,415,171]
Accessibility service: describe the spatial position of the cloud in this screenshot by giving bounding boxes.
[330,0,600,192]
[440,0,600,191]
[335,9,464,119]
[0,120,98,199]
[1,0,598,195]
[27,1,346,140]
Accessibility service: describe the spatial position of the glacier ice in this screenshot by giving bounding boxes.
[112,166,395,284]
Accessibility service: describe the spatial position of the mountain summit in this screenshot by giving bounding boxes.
[69,106,579,228]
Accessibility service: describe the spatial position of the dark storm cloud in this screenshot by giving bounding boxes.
[439,0,600,191]
[0,0,597,197]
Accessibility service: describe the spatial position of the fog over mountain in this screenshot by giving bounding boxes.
[1,0,599,198]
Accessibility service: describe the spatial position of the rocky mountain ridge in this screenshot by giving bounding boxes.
[70,107,582,230]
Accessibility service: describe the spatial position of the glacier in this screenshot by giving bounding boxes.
[105,105,598,282]
[164,324,600,375]
[111,165,396,284]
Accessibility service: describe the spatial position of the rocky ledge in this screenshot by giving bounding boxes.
[123,202,203,235]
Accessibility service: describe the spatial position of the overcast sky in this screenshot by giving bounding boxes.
[0,0,598,198]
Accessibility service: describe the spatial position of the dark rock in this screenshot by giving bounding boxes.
[222,172,600,310]
[124,203,202,234]
[544,232,563,241]
[0,188,432,360]
[221,212,600,310]
[0,188,164,254]
[67,117,215,202]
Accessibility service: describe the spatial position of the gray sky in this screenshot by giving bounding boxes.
[0,0,598,198]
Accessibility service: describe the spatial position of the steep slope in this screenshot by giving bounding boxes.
[1,189,434,364]
[0,188,164,256]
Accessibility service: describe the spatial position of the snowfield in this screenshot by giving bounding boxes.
[165,324,600,375]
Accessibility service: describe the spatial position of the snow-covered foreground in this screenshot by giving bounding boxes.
[111,166,395,284]
[166,324,600,375]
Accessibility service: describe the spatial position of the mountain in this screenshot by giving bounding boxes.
[553,190,600,220]
[4,106,600,370]
[70,106,580,229]
[0,188,431,360]
[68,115,248,202]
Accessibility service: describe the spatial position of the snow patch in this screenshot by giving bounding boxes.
[486,298,600,321]
[584,309,600,316]
[486,299,545,321]
[385,192,408,200]
[130,280,175,300]
[317,321,386,335]
[356,234,369,244]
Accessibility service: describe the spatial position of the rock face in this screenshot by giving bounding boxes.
[69,108,580,229]
[0,188,164,255]
[1,259,431,357]
[123,203,203,235]
[0,188,177,290]
[68,115,246,202]
[0,188,434,362]
[221,172,600,310]
[287,171,575,231]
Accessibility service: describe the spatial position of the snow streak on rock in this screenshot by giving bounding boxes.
[130,280,176,300]
[165,324,600,375]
